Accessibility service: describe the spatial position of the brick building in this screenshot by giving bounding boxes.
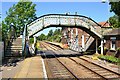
[61,27,90,45]
[61,21,120,56]
[61,27,91,51]
[103,28,120,57]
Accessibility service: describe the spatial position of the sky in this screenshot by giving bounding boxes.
[1,1,114,36]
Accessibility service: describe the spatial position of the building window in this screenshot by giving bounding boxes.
[110,37,116,50]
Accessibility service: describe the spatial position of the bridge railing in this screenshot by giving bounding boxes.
[22,24,27,57]
[27,14,102,38]
[84,36,94,51]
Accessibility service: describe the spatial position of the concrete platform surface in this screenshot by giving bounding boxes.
[14,56,44,78]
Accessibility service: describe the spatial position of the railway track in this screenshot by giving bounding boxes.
[39,41,120,80]
[40,41,79,79]
[69,57,120,80]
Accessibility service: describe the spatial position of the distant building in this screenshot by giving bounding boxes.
[61,21,120,57]
[98,21,111,27]
[61,27,91,50]
[103,28,120,57]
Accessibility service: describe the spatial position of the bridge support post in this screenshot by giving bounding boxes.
[34,36,36,44]
[70,28,73,49]
[96,39,98,54]
[76,28,78,36]
[101,39,104,55]
[76,28,79,51]
[82,34,85,51]
[28,36,29,40]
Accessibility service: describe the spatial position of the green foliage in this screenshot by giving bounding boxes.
[117,47,120,51]
[38,29,62,43]
[109,1,120,17]
[29,38,34,44]
[47,30,53,39]
[47,29,62,42]
[37,34,46,41]
[98,55,120,63]
[109,15,120,28]
[109,1,120,28]
[0,14,1,41]
[2,0,36,41]
[0,26,1,41]
[2,21,9,41]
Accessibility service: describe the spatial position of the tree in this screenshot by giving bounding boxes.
[0,13,1,41]
[37,29,62,42]
[109,1,120,27]
[47,30,53,39]
[109,1,120,17]
[0,25,1,41]
[2,21,9,41]
[53,29,61,36]
[38,34,46,41]
[109,15,119,28]
[46,29,62,42]
[2,0,37,41]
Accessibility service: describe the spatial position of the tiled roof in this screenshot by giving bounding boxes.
[98,21,111,27]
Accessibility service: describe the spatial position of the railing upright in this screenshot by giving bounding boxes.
[22,24,27,57]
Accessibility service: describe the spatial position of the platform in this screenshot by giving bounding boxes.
[14,56,44,78]
[45,41,64,48]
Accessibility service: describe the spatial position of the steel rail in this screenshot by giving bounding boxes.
[40,41,79,80]
[68,57,107,80]
[79,57,120,75]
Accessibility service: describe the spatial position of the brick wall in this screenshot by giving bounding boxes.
[61,27,90,46]
[104,36,120,50]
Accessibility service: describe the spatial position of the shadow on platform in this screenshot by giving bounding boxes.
[38,50,84,59]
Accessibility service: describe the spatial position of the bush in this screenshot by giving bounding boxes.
[117,47,120,51]
[29,38,34,44]
[98,55,120,63]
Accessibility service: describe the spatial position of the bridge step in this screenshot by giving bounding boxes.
[5,51,22,54]
[7,46,22,49]
[5,37,22,57]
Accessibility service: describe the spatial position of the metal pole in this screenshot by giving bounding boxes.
[34,36,36,44]
[101,39,104,55]
[96,39,98,54]
[82,34,85,51]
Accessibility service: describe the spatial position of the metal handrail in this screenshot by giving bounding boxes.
[85,36,91,44]
[84,36,94,51]
[22,24,27,57]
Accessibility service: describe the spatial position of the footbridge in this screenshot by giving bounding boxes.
[23,14,104,55]
[27,14,102,38]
